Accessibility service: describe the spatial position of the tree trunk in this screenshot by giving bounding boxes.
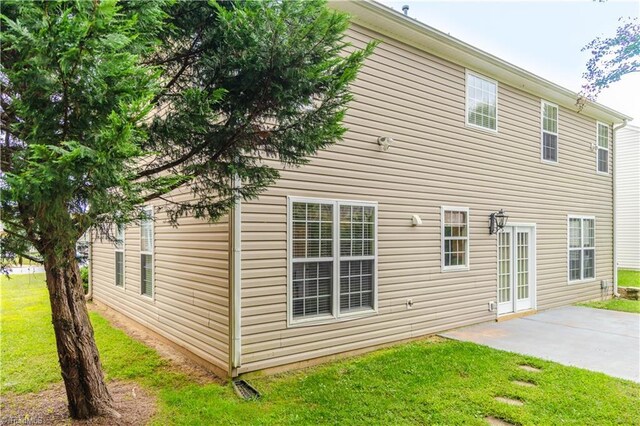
[44,248,119,420]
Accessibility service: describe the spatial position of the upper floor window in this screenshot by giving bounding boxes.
[115,224,125,288]
[289,198,377,323]
[541,101,559,162]
[441,207,470,271]
[466,72,497,131]
[140,207,154,297]
[596,122,609,174]
[568,216,595,283]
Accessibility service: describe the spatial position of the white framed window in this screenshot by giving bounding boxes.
[466,71,498,132]
[596,122,609,174]
[541,100,559,163]
[568,215,596,283]
[288,197,377,324]
[115,224,125,288]
[140,207,154,297]
[441,207,470,271]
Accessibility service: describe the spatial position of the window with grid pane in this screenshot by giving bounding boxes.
[442,208,469,270]
[339,205,375,313]
[466,72,497,131]
[115,224,125,287]
[597,123,609,174]
[541,101,558,162]
[289,199,378,322]
[569,216,595,282]
[140,207,154,297]
[291,202,333,318]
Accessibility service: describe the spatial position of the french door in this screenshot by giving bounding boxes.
[497,226,535,316]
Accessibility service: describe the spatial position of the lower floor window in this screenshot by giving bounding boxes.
[441,207,470,271]
[115,251,124,287]
[289,198,377,322]
[292,262,332,317]
[115,223,125,287]
[568,216,595,282]
[340,259,374,312]
[140,206,154,297]
[141,254,153,296]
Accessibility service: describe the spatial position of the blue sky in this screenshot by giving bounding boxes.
[381,0,639,121]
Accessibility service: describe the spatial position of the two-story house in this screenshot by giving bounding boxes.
[90,0,632,378]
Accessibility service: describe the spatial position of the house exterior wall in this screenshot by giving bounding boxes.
[91,198,230,374]
[615,126,640,270]
[237,24,615,374]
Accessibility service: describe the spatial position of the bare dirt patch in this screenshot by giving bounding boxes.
[485,416,516,426]
[518,364,542,373]
[0,381,155,426]
[512,380,536,387]
[494,396,524,406]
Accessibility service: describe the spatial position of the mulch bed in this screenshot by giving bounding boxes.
[0,381,156,426]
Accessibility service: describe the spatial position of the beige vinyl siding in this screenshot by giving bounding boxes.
[615,126,640,270]
[92,202,230,373]
[238,24,614,373]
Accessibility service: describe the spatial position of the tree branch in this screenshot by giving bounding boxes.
[141,177,193,203]
[150,26,205,105]
[135,142,209,179]
[1,229,44,263]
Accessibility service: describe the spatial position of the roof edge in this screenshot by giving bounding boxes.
[330,0,632,124]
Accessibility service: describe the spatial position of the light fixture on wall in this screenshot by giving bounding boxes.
[411,214,422,226]
[489,209,508,235]
[377,136,393,151]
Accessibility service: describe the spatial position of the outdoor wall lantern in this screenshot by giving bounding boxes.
[489,209,508,235]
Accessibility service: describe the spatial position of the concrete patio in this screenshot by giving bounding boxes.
[441,306,640,382]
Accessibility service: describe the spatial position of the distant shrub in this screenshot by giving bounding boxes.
[80,266,89,294]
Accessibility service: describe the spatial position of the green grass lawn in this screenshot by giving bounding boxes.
[619,269,640,288]
[577,298,640,314]
[2,274,640,425]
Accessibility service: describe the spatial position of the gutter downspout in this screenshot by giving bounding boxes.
[86,230,93,301]
[612,119,629,297]
[230,175,242,376]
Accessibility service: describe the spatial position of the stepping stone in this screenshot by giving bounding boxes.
[495,396,524,406]
[512,380,536,387]
[519,365,542,372]
[485,416,515,426]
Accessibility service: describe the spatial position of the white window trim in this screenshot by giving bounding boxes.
[287,196,378,327]
[465,70,499,133]
[441,206,470,272]
[540,100,559,164]
[140,206,155,299]
[114,224,125,289]
[567,215,596,284]
[596,122,610,175]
